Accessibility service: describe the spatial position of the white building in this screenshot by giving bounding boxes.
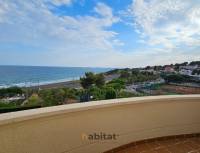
[179,69,193,76]
[179,65,198,71]
[179,65,200,77]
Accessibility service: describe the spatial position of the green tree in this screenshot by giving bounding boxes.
[131,70,139,75]
[120,70,131,78]
[80,72,96,89]
[163,74,185,83]
[95,74,105,87]
[192,69,200,75]
[0,86,24,98]
[80,72,105,89]
[189,61,200,66]
[107,78,126,90]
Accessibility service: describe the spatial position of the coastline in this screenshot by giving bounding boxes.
[30,74,117,90]
[28,80,82,90]
[0,65,111,89]
[1,74,116,90]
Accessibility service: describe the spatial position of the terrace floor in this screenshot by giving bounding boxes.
[106,134,200,153]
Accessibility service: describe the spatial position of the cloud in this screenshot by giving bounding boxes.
[94,2,114,18]
[127,0,200,49]
[0,1,123,66]
[47,0,74,6]
[93,2,120,27]
[0,1,12,23]
[0,0,199,68]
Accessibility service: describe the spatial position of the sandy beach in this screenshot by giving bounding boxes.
[29,74,118,90]
[29,80,82,90]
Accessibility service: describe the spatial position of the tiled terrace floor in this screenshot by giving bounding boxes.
[106,134,200,153]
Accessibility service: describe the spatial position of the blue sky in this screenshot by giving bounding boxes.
[0,0,199,68]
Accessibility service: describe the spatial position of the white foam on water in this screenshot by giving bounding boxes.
[0,77,81,89]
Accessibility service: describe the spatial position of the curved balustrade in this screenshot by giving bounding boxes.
[0,95,200,153]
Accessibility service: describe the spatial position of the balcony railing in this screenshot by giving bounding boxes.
[0,95,200,153]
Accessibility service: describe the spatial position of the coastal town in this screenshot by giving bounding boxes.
[0,61,200,113]
[122,61,200,94]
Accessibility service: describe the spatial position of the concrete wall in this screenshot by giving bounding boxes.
[0,95,200,153]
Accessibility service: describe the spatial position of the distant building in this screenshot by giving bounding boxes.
[164,66,175,73]
[179,65,198,71]
[179,69,192,76]
[179,65,199,77]
[2,94,25,103]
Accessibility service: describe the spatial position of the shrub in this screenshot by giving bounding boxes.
[164,74,186,83]
[107,78,126,90]
[88,86,105,100]
[25,93,43,106]
[117,91,136,98]
[0,86,24,98]
[120,70,131,78]
[105,87,116,99]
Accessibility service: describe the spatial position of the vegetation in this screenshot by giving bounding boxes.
[163,74,197,83]
[79,72,131,101]
[87,86,105,100]
[189,61,200,66]
[105,69,120,75]
[107,78,126,90]
[80,72,105,89]
[95,74,105,87]
[120,70,159,84]
[25,94,43,106]
[0,60,200,113]
[38,88,78,106]
[192,69,200,75]
[117,91,134,98]
[0,101,16,108]
[164,74,185,83]
[0,86,24,98]
[105,87,117,99]
[0,105,41,113]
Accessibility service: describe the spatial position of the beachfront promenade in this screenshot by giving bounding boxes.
[0,95,199,153]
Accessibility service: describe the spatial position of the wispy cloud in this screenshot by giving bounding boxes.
[0,0,199,67]
[127,0,200,49]
[49,0,74,6]
[0,0,123,66]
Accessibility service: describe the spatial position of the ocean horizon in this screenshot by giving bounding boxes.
[0,65,112,88]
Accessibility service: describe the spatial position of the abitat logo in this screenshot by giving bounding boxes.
[81,132,119,141]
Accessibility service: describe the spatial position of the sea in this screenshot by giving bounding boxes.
[0,65,111,88]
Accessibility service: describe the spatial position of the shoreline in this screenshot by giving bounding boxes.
[0,74,114,90]
[28,80,82,90]
[0,80,82,90]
